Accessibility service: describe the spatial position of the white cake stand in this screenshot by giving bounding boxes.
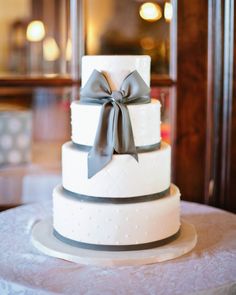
[31,219,197,266]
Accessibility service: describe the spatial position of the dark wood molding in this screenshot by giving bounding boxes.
[151,75,176,87]
[229,1,236,213]
[0,76,75,87]
[220,0,235,212]
[174,0,208,203]
[205,0,214,205]
[218,0,234,208]
[205,0,223,206]
[178,0,236,213]
[0,75,175,88]
[169,0,178,81]
[207,0,236,213]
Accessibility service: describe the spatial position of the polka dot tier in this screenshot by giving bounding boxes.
[53,184,181,246]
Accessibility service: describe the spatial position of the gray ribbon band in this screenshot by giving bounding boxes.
[53,228,181,252]
[61,186,170,204]
[80,70,150,178]
[72,142,161,154]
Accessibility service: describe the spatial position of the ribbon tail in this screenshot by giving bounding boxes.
[88,149,112,178]
[113,103,138,162]
[131,153,139,162]
[88,102,115,178]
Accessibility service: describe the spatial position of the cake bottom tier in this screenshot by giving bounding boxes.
[53,184,181,250]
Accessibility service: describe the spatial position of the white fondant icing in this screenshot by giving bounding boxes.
[81,55,151,89]
[62,141,171,198]
[53,184,181,246]
[71,99,161,147]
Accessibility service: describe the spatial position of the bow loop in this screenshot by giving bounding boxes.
[80,70,112,103]
[120,70,150,102]
[80,69,150,178]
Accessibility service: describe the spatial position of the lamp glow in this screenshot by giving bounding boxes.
[26,20,45,42]
[140,37,155,50]
[66,38,72,61]
[164,2,173,22]
[43,37,60,61]
[139,2,162,22]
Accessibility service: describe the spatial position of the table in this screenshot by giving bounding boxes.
[0,201,235,295]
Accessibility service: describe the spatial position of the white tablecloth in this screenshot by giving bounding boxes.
[0,201,235,295]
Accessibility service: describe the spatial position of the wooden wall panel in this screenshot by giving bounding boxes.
[212,0,236,213]
[174,0,209,203]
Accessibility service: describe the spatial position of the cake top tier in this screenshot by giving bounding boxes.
[81,55,151,90]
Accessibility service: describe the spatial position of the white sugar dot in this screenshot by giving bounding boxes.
[8,118,21,133]
[0,135,13,149]
[115,241,120,245]
[135,225,139,229]
[115,225,119,229]
[8,150,21,163]
[135,208,139,213]
[115,208,120,213]
[135,241,139,244]
[125,217,129,221]
[16,134,30,148]
[144,232,148,236]
[125,234,129,238]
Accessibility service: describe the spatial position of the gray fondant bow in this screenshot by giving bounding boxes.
[80,69,150,178]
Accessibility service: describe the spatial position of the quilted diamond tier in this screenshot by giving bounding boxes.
[71,99,161,147]
[53,184,180,247]
[62,141,171,198]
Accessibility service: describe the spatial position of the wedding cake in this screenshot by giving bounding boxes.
[53,55,181,251]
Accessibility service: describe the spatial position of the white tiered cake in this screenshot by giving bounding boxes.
[52,55,181,251]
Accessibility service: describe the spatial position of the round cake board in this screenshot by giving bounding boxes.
[31,219,197,266]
